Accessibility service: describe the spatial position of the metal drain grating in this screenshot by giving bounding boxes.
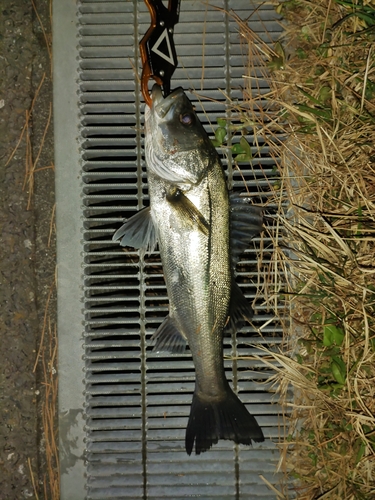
[54,1,288,499]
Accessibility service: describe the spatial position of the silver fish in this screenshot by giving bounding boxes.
[113,85,264,455]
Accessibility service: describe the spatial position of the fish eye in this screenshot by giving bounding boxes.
[180,113,194,126]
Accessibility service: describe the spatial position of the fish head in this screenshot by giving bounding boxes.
[145,85,216,186]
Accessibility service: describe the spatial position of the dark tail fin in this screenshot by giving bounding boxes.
[185,387,264,455]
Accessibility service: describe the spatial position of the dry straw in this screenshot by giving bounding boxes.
[232,1,375,498]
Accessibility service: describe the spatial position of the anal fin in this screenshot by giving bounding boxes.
[151,316,187,354]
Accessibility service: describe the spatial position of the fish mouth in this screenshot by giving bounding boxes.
[152,85,184,118]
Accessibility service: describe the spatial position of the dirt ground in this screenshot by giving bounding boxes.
[0,0,56,498]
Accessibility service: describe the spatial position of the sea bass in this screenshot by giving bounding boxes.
[113,85,264,454]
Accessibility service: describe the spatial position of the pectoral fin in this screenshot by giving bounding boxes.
[112,206,157,256]
[166,188,209,236]
[151,315,187,354]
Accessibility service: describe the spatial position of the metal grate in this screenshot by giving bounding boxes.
[54,1,288,499]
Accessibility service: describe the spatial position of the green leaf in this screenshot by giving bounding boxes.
[275,2,283,14]
[354,11,375,27]
[298,124,316,134]
[332,327,345,346]
[331,357,346,385]
[296,86,322,105]
[356,440,366,464]
[217,117,227,128]
[323,324,345,347]
[297,114,314,124]
[296,354,304,364]
[239,136,252,158]
[234,153,249,162]
[365,79,375,100]
[332,355,346,370]
[324,346,341,357]
[318,272,328,284]
[267,41,286,70]
[308,452,318,466]
[274,41,285,59]
[214,127,227,145]
[310,312,323,323]
[296,47,307,59]
[298,104,332,121]
[231,143,245,154]
[233,137,253,162]
[318,86,331,104]
[315,65,325,76]
[268,56,285,70]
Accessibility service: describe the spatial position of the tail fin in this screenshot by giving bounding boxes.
[185,387,264,455]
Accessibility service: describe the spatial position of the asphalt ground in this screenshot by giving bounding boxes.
[0,0,55,498]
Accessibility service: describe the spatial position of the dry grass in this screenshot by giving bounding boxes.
[232,1,375,498]
[39,317,59,500]
[30,275,59,500]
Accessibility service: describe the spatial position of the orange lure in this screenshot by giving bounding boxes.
[140,0,180,106]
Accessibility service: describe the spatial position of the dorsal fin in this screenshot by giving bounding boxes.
[225,279,254,334]
[230,193,263,269]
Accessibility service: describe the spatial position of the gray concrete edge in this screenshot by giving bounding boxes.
[53,0,86,498]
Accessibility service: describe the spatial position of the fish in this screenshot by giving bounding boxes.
[113,85,265,455]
